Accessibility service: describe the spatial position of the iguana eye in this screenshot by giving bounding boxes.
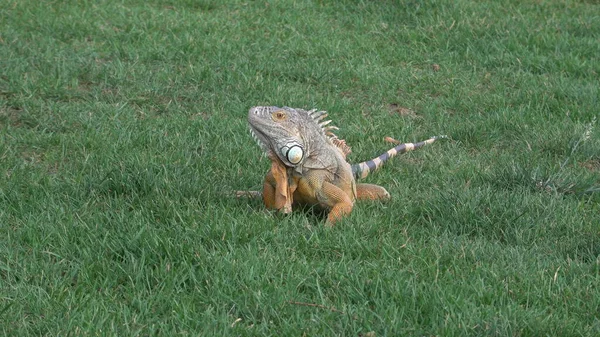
[272,110,287,121]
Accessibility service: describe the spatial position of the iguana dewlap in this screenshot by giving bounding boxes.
[247,106,445,225]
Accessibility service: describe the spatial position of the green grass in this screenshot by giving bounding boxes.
[1,0,599,335]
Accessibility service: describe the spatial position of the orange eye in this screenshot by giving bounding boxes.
[272,111,287,121]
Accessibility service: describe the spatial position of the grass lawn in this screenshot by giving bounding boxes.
[1,0,599,335]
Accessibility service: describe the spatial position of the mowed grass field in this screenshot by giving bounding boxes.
[1,0,599,335]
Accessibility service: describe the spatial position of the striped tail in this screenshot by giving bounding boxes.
[351,135,447,179]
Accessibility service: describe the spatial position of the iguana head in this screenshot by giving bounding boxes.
[248,106,310,167]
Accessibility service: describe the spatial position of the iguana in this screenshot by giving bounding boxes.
[245,105,445,225]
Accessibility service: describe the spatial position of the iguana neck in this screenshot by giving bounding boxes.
[295,130,342,174]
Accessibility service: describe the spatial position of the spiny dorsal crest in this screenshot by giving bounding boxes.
[307,108,351,157]
[330,135,352,158]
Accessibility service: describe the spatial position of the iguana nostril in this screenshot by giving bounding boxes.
[249,106,262,115]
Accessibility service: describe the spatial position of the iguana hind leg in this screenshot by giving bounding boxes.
[356,183,391,201]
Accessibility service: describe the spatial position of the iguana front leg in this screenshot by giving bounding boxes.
[295,173,354,225]
[319,183,389,224]
[321,181,354,225]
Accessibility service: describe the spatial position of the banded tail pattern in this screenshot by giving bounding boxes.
[351,135,447,179]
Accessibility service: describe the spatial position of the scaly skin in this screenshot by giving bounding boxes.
[247,106,445,225]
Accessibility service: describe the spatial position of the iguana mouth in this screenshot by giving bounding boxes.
[250,126,305,167]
